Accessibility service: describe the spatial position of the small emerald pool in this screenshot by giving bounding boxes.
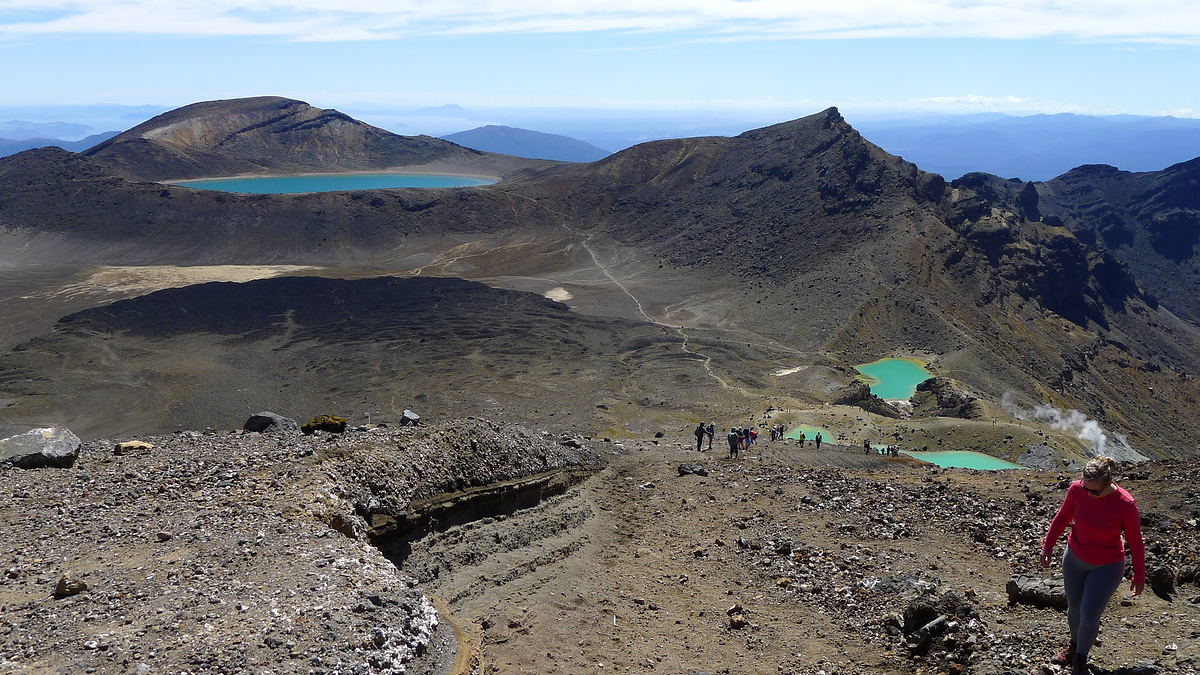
[856,358,932,400]
[170,173,496,194]
[784,424,834,443]
[901,450,1021,470]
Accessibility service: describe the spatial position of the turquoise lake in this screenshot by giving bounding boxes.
[170,173,496,194]
[784,424,834,443]
[855,358,933,400]
[901,450,1022,470]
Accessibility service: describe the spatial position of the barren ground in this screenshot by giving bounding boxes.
[406,438,1200,675]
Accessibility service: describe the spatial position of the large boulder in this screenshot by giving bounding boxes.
[0,427,82,469]
[244,411,300,435]
[1006,573,1068,608]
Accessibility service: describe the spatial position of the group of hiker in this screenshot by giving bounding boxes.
[695,421,830,459]
[863,438,901,456]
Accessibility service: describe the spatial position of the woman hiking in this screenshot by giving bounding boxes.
[1040,456,1145,674]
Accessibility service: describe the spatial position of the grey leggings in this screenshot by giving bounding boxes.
[1062,547,1125,657]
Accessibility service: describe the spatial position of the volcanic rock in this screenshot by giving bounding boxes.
[1006,573,1068,608]
[244,411,299,434]
[0,427,81,468]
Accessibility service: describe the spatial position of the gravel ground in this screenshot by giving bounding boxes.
[0,419,599,674]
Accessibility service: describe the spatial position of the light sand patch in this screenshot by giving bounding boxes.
[772,366,809,376]
[27,265,319,300]
[544,287,573,302]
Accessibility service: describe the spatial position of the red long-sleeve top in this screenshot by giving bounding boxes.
[1042,480,1146,585]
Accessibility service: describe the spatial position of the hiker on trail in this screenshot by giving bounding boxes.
[863,438,870,455]
[695,422,707,452]
[706,422,715,451]
[727,428,740,459]
[748,427,757,446]
[770,426,777,442]
[798,432,806,447]
[1040,456,1145,675]
[815,432,822,449]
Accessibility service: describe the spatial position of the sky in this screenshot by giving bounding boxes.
[1,0,1200,137]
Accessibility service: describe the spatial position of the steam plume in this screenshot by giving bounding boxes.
[1000,392,1148,463]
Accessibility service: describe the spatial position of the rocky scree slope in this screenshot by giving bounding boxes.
[0,417,600,674]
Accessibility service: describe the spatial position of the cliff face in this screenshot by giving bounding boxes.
[82,96,549,181]
[960,158,1200,325]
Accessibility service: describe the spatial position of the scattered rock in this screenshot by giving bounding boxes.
[678,463,708,476]
[114,440,154,455]
[54,573,88,598]
[1017,444,1060,471]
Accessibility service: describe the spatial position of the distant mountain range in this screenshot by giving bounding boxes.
[856,113,1200,181]
[0,131,118,158]
[441,125,610,163]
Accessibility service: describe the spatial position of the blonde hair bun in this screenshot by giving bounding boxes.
[1083,455,1117,483]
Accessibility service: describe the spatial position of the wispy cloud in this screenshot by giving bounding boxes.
[1,1,1199,43]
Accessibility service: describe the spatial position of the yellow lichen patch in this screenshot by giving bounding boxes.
[28,265,320,300]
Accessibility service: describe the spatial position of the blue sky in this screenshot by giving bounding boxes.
[2,1,1199,134]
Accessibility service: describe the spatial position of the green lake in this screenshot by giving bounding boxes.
[170,173,496,194]
[901,450,1022,470]
[784,424,834,443]
[855,358,933,400]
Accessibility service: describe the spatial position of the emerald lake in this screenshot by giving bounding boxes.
[170,173,496,194]
[855,358,932,400]
[784,424,834,443]
[901,450,1022,470]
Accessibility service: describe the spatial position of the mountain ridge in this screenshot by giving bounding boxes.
[3,98,1200,456]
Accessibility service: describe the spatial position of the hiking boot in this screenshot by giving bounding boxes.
[1051,642,1076,665]
[1072,654,1090,675]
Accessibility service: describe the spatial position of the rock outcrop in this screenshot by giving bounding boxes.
[830,381,902,418]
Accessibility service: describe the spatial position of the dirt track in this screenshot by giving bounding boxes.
[402,438,1200,674]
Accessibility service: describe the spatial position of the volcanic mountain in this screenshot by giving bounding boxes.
[2,98,1200,458]
[83,96,549,181]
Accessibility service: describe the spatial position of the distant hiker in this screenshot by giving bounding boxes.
[748,427,757,446]
[863,438,870,455]
[706,423,715,451]
[695,422,707,452]
[727,428,740,459]
[798,432,806,447]
[815,432,822,450]
[770,426,777,442]
[1041,456,1144,675]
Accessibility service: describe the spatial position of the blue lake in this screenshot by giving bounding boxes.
[170,173,496,194]
[901,450,1022,470]
[855,358,933,400]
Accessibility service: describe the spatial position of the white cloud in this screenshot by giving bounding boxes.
[2,0,1199,42]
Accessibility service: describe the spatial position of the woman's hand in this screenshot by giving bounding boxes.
[1040,548,1053,568]
[1131,581,1144,596]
